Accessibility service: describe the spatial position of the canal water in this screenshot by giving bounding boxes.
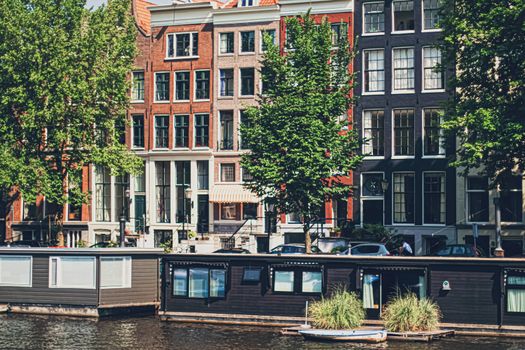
[0,315,524,350]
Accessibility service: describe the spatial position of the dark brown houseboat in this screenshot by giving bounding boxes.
[161,254,525,334]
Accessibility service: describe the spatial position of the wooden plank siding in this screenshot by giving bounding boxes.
[99,257,159,306]
[0,256,98,306]
[429,266,500,325]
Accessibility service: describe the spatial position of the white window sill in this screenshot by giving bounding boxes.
[422,89,446,94]
[422,28,443,33]
[218,53,234,57]
[422,155,446,159]
[392,155,415,160]
[391,90,415,95]
[173,99,190,103]
[362,91,385,96]
[422,223,447,227]
[132,147,145,151]
[173,147,190,151]
[363,156,385,160]
[391,223,415,226]
[193,147,210,151]
[152,148,170,151]
[131,100,145,104]
[218,96,234,99]
[239,95,255,98]
[361,32,385,37]
[194,99,210,103]
[165,56,199,60]
[239,51,255,55]
[391,30,415,35]
[154,101,170,104]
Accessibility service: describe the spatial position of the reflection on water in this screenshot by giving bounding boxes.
[0,314,524,350]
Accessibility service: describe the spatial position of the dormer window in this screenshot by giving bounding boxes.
[167,32,199,59]
[239,0,257,6]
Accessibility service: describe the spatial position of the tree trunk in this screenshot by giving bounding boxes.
[304,223,311,254]
[56,210,65,247]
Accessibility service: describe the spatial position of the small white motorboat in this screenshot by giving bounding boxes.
[298,329,387,343]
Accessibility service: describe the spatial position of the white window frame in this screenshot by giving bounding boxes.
[173,114,190,150]
[500,176,524,224]
[392,108,415,159]
[153,115,170,150]
[49,256,97,289]
[422,107,445,158]
[362,2,385,36]
[194,113,210,149]
[219,32,234,56]
[360,172,386,226]
[166,32,199,60]
[154,71,170,103]
[238,0,258,7]
[100,256,132,289]
[239,31,256,54]
[392,47,415,94]
[131,71,145,103]
[131,115,145,150]
[260,29,276,53]
[421,0,443,33]
[173,70,190,103]
[220,163,236,183]
[422,46,445,93]
[218,68,234,98]
[362,48,385,95]
[391,0,415,34]
[391,172,416,226]
[465,176,490,224]
[362,109,385,159]
[0,256,33,287]
[422,171,446,226]
[239,67,255,97]
[194,69,211,102]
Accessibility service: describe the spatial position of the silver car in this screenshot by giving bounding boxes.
[345,243,391,256]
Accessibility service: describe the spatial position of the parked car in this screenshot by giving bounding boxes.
[344,243,391,256]
[270,244,322,254]
[1,240,49,248]
[213,248,251,254]
[432,244,479,257]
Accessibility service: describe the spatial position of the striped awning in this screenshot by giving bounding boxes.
[209,184,259,203]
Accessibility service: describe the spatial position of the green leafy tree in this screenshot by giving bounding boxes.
[241,13,362,253]
[0,0,142,245]
[440,0,525,185]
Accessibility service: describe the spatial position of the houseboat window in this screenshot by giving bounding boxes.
[302,271,322,293]
[243,267,262,282]
[189,268,209,298]
[274,271,294,292]
[210,269,226,298]
[100,257,132,289]
[49,257,96,289]
[174,267,227,299]
[173,269,188,296]
[363,274,381,309]
[507,275,525,313]
[0,256,32,287]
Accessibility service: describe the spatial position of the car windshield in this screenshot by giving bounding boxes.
[283,246,304,253]
[436,247,451,256]
[451,246,466,255]
[352,245,380,254]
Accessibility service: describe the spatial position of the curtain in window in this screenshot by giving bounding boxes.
[508,289,525,312]
[274,271,294,292]
[363,274,376,309]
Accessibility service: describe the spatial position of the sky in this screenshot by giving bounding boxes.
[85,0,171,8]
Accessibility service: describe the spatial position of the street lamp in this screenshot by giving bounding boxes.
[181,186,192,241]
[493,184,504,257]
[119,188,131,247]
[264,199,276,254]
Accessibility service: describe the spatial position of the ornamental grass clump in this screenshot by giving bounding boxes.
[309,287,365,330]
[381,293,442,332]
